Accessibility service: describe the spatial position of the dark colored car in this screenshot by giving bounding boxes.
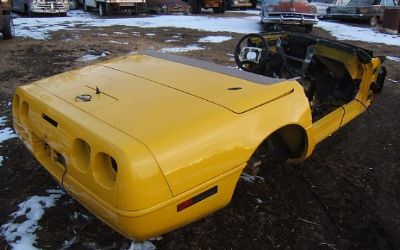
[0,0,14,39]
[309,0,338,17]
[260,0,318,31]
[147,0,190,13]
[326,0,398,26]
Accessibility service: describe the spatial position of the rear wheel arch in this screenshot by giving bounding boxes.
[247,124,309,171]
[370,16,379,26]
[269,124,308,160]
[226,124,309,203]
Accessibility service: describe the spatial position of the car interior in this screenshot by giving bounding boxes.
[234,32,384,122]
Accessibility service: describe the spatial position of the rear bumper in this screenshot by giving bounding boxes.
[13,83,245,240]
[231,1,252,7]
[30,4,69,13]
[262,13,318,25]
[64,164,244,240]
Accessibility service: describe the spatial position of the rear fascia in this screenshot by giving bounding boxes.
[13,84,171,236]
[13,83,246,240]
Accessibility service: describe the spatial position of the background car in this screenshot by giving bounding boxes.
[12,0,69,16]
[308,0,350,17]
[326,0,398,26]
[260,0,318,31]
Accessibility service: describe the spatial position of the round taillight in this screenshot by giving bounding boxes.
[71,139,91,173]
[13,95,20,118]
[93,153,118,189]
[20,101,29,125]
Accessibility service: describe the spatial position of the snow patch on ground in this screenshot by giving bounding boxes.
[0,189,65,250]
[0,127,18,144]
[387,56,400,62]
[109,40,129,45]
[77,54,103,62]
[0,116,15,167]
[61,236,78,250]
[127,241,156,250]
[14,10,261,40]
[316,21,400,46]
[13,10,400,47]
[227,10,260,15]
[240,173,265,183]
[72,211,90,221]
[198,35,233,43]
[131,31,141,36]
[387,78,398,83]
[0,116,6,126]
[166,34,182,42]
[160,44,205,53]
[77,51,109,62]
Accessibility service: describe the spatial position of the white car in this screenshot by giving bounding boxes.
[12,0,69,15]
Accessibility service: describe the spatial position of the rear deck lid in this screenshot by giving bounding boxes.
[36,53,294,114]
[93,52,294,114]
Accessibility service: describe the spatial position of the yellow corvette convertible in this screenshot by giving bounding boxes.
[13,32,385,240]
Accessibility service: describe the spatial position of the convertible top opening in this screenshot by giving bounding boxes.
[142,50,282,85]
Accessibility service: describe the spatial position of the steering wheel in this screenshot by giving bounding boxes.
[234,33,268,73]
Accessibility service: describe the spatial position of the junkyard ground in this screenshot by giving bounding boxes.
[1,11,400,249]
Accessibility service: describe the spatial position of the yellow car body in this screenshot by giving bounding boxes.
[13,43,384,240]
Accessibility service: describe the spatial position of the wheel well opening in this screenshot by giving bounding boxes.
[270,124,307,160]
[248,125,308,171]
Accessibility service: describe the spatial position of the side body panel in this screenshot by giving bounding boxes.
[308,44,381,144]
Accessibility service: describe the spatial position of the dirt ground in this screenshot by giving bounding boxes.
[1,11,400,250]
